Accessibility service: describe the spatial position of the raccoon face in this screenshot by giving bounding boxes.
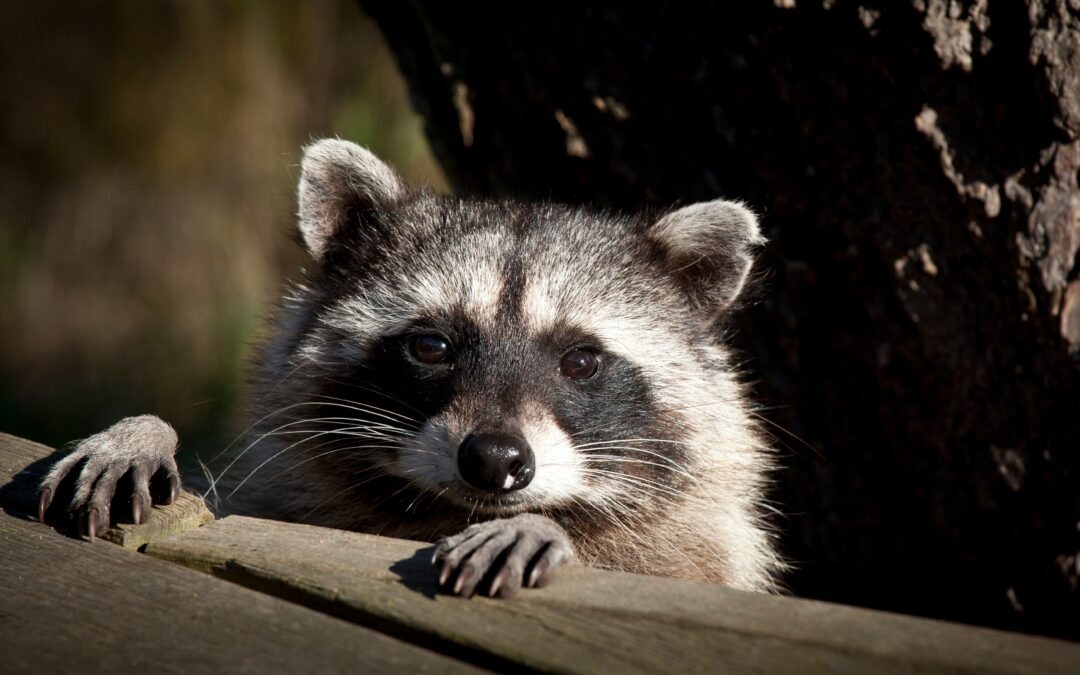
[286,139,763,517]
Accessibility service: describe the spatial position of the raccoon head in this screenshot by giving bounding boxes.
[282,139,764,521]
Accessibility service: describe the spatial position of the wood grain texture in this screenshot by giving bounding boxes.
[0,432,214,549]
[0,510,483,674]
[148,515,1080,675]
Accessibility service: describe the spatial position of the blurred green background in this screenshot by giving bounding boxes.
[0,1,445,463]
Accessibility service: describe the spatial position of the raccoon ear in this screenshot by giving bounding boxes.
[648,200,765,315]
[297,138,405,260]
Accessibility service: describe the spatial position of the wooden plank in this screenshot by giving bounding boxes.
[0,510,483,674]
[0,432,483,674]
[147,515,1080,675]
[0,432,213,549]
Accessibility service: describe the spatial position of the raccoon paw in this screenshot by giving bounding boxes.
[38,415,180,540]
[432,513,576,599]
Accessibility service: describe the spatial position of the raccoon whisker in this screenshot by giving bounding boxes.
[581,484,685,513]
[265,424,415,440]
[578,455,701,483]
[260,430,414,452]
[328,422,418,437]
[406,486,441,514]
[408,487,450,519]
[369,472,433,507]
[574,438,690,448]
[212,400,417,486]
[322,377,428,418]
[324,428,418,444]
[576,444,688,463]
[294,468,394,524]
[541,455,697,488]
[208,400,362,466]
[301,460,407,523]
[578,495,650,547]
[211,413,347,493]
[256,413,417,444]
[466,495,481,524]
[292,418,420,439]
[574,473,673,505]
[260,355,311,396]
[309,394,423,429]
[576,447,696,476]
[747,410,823,459]
[638,521,709,581]
[396,446,440,457]
[565,416,654,440]
[282,449,397,481]
[364,473,452,521]
[227,426,402,498]
[583,453,691,473]
[278,400,419,428]
[652,398,756,417]
[584,479,709,511]
[282,422,419,441]
[573,468,701,505]
[282,399,421,432]
[269,444,404,482]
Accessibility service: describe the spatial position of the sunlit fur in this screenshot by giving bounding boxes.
[210,139,784,592]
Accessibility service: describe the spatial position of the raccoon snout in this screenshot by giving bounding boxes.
[458,432,535,492]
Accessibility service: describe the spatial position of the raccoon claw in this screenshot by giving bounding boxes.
[37,415,180,536]
[528,557,551,588]
[38,487,52,523]
[160,474,179,506]
[433,513,575,599]
[86,507,102,542]
[131,492,144,526]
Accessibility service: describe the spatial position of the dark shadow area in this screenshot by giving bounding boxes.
[389,545,441,599]
[0,447,80,534]
[0,447,144,538]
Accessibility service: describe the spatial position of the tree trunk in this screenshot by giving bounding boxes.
[359,0,1080,639]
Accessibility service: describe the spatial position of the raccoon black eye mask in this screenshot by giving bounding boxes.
[39,138,783,598]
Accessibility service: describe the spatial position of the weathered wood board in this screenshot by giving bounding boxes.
[5,430,1080,674]
[0,511,487,674]
[0,433,483,674]
[0,432,213,549]
[147,516,1080,675]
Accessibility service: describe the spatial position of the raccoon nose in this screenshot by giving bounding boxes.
[458,432,535,492]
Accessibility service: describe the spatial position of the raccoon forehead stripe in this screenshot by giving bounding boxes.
[521,273,563,334]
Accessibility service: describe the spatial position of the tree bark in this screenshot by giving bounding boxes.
[360,0,1080,639]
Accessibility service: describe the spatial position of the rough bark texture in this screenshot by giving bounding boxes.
[359,0,1080,639]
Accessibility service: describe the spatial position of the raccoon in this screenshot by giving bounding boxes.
[38,139,783,597]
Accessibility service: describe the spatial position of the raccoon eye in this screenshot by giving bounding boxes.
[560,348,599,380]
[410,335,453,364]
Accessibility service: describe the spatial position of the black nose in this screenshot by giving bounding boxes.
[458,432,535,492]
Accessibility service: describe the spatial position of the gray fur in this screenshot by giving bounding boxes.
[297,138,405,259]
[39,140,784,597]
[39,415,179,535]
[433,514,575,597]
[649,200,765,316]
